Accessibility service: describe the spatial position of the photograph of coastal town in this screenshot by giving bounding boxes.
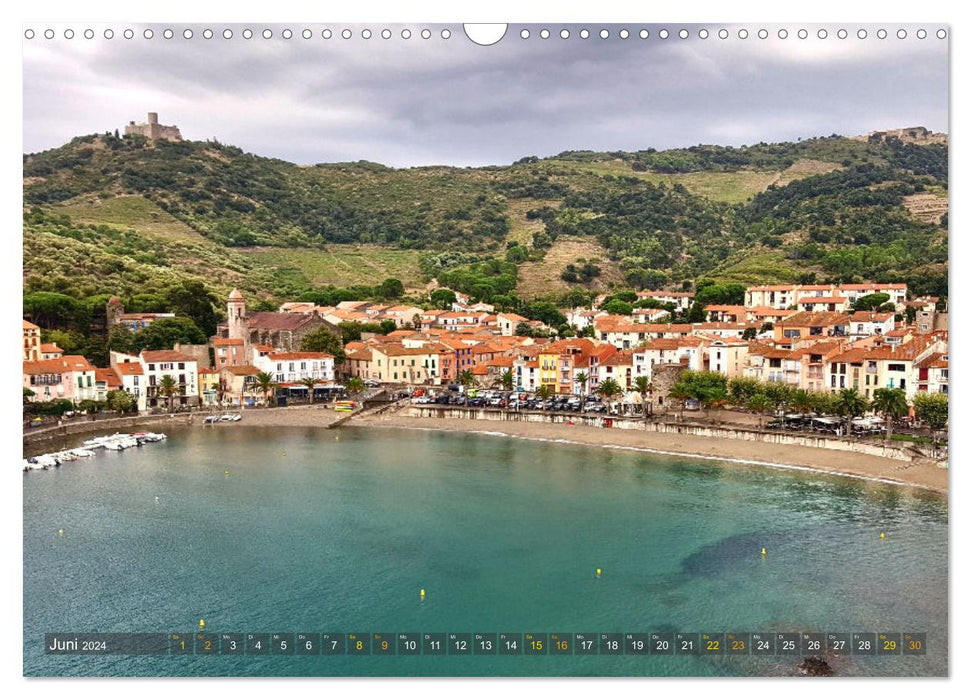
[22,23,948,677]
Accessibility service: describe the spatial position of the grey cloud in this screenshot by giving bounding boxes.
[23,23,948,167]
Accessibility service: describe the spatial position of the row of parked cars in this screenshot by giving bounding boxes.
[413,389,611,414]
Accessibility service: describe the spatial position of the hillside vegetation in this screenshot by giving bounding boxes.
[24,129,948,314]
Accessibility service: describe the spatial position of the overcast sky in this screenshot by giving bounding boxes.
[22,23,949,167]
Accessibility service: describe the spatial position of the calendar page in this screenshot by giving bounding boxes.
[21,18,949,681]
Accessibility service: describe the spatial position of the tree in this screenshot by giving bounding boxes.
[603,299,634,316]
[634,375,654,424]
[701,386,729,421]
[810,390,838,416]
[624,268,667,290]
[522,301,567,328]
[23,387,35,405]
[728,377,761,406]
[23,291,77,328]
[596,378,623,413]
[763,381,794,414]
[458,369,477,407]
[913,392,948,441]
[157,375,179,413]
[669,384,691,422]
[378,278,405,300]
[852,293,891,312]
[747,393,773,429]
[345,377,366,395]
[694,283,746,306]
[133,317,207,351]
[515,321,533,337]
[791,389,814,416]
[301,328,346,364]
[536,384,554,411]
[299,377,320,404]
[575,371,589,413]
[499,369,514,412]
[870,387,908,442]
[165,281,221,336]
[106,324,137,354]
[254,371,277,406]
[686,302,706,323]
[834,388,869,437]
[741,327,758,341]
[106,389,135,413]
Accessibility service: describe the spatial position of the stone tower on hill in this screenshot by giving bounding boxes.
[124,112,182,142]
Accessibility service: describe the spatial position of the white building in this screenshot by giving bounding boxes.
[255,351,335,385]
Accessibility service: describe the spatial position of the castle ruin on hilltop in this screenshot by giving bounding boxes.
[124,112,182,142]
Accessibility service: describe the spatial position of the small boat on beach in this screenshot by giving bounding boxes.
[132,432,166,444]
[25,430,167,474]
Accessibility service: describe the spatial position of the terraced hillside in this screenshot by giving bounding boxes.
[24,129,948,312]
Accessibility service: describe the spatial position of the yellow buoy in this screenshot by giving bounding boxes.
[282,452,287,456]
[57,529,64,536]
[199,619,205,630]
[596,568,602,578]
[224,470,229,476]
[420,588,426,600]
[760,548,767,557]
[335,435,340,441]
[880,532,885,540]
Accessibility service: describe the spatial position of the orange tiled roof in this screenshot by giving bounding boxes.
[222,364,261,376]
[23,355,95,374]
[113,362,145,376]
[776,311,850,327]
[95,368,122,387]
[140,350,196,363]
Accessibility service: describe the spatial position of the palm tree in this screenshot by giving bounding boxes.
[458,369,477,407]
[575,371,589,413]
[597,378,623,414]
[669,385,691,422]
[701,388,729,423]
[747,393,774,430]
[346,377,366,395]
[871,387,908,442]
[536,384,554,411]
[834,388,869,437]
[499,369,515,412]
[791,388,814,417]
[254,371,277,407]
[299,377,319,404]
[157,374,179,413]
[634,375,654,425]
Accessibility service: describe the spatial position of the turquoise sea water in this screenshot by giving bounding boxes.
[23,426,947,676]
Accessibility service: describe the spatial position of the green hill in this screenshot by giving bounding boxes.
[23,130,948,312]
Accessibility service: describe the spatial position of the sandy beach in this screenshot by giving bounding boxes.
[350,411,948,495]
[37,405,945,495]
